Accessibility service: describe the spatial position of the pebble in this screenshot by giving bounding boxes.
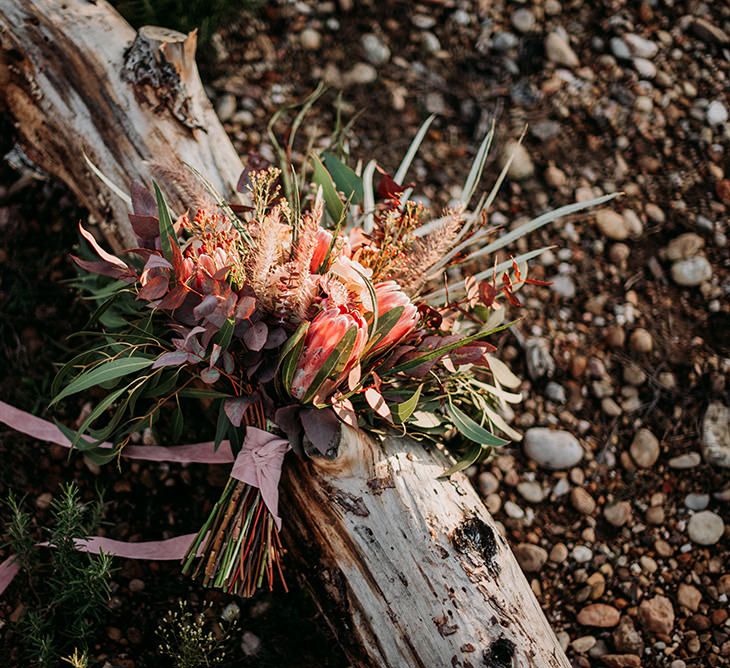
[707,100,728,126]
[644,203,665,223]
[613,616,643,655]
[638,595,675,635]
[668,452,701,469]
[671,255,712,286]
[701,402,730,468]
[515,543,548,572]
[525,337,555,379]
[504,500,525,519]
[595,209,628,240]
[241,630,261,657]
[666,233,705,261]
[344,63,378,86]
[610,37,631,60]
[572,545,593,563]
[551,275,576,299]
[602,398,622,417]
[517,481,545,504]
[633,57,656,79]
[524,428,584,470]
[545,381,567,404]
[577,603,621,628]
[216,94,237,122]
[687,510,725,545]
[493,32,518,52]
[677,583,702,612]
[604,501,632,527]
[600,655,641,668]
[550,543,568,563]
[570,487,595,515]
[629,328,653,353]
[545,164,567,188]
[478,471,500,496]
[502,141,534,180]
[511,8,535,34]
[361,33,390,66]
[300,28,322,51]
[684,493,709,511]
[623,363,646,386]
[624,33,658,59]
[690,18,729,45]
[128,578,145,593]
[545,32,580,67]
[571,636,596,653]
[630,428,660,468]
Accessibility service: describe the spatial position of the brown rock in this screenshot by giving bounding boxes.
[571,487,597,515]
[639,595,675,635]
[687,613,711,631]
[577,603,621,628]
[601,655,641,668]
[677,583,702,612]
[514,543,548,573]
[604,501,632,527]
[613,616,644,655]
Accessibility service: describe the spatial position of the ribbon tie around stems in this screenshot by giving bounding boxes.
[230,427,291,530]
[0,401,291,593]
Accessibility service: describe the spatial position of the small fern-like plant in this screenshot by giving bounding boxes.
[4,483,112,666]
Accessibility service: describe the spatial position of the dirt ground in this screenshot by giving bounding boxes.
[1,0,728,666]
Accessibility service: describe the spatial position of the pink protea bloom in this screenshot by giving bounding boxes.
[310,228,334,273]
[369,280,419,354]
[289,302,368,403]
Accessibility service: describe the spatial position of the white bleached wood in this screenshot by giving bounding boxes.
[0,2,570,666]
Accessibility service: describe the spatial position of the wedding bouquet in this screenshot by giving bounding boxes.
[51,114,614,597]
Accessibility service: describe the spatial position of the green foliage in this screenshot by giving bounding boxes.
[156,601,236,668]
[112,0,259,45]
[5,483,113,666]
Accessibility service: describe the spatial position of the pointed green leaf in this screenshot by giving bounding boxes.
[322,152,363,204]
[447,401,509,447]
[439,443,484,478]
[311,153,345,222]
[51,357,154,406]
[153,181,178,263]
[395,384,423,423]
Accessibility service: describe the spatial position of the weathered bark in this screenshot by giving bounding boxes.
[0,2,570,666]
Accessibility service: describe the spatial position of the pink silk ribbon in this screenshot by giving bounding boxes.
[0,401,291,595]
[230,427,291,530]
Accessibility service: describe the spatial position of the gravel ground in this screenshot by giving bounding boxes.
[1,1,729,666]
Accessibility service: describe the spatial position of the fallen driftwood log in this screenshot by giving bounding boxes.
[0,2,570,666]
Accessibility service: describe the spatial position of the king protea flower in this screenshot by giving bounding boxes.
[289,302,368,403]
[369,281,419,354]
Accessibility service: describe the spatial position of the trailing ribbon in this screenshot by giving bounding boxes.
[0,534,199,596]
[0,401,291,595]
[230,427,290,529]
[0,400,235,464]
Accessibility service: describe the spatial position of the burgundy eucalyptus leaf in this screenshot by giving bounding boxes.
[151,351,192,369]
[300,407,342,458]
[263,327,288,350]
[222,351,234,374]
[209,343,222,368]
[193,295,220,320]
[243,321,268,352]
[235,295,256,321]
[224,396,253,427]
[274,405,302,455]
[131,181,157,217]
[200,367,221,384]
[157,284,189,310]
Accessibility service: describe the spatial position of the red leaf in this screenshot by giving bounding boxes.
[138,274,169,300]
[131,181,157,216]
[128,213,159,240]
